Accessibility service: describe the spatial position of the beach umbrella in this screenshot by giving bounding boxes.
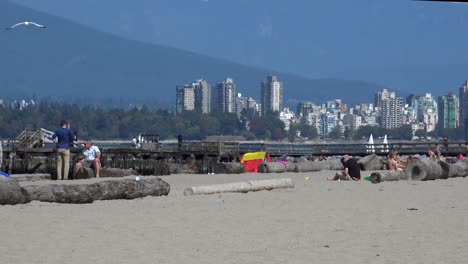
[367,134,375,153]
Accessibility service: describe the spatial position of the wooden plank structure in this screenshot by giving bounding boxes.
[2,139,467,176]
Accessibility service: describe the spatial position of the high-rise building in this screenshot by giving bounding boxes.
[438,93,459,130]
[215,78,237,113]
[193,79,211,114]
[261,75,283,115]
[175,85,195,114]
[410,93,438,132]
[459,80,468,127]
[375,89,403,129]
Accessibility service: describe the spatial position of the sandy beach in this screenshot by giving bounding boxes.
[1,170,468,263]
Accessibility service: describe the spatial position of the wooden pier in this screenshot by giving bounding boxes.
[1,140,466,176]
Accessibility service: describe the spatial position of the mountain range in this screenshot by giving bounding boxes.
[1,0,387,107]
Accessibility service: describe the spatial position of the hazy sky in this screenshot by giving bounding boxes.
[10,0,468,94]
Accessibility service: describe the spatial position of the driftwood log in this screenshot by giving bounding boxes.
[295,159,343,173]
[0,177,31,205]
[369,171,408,184]
[358,154,384,171]
[75,167,138,179]
[439,160,468,178]
[212,162,246,174]
[184,178,294,196]
[21,176,170,204]
[258,162,296,173]
[405,159,449,181]
[10,173,51,182]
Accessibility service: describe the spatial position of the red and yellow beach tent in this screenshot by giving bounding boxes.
[240,151,271,173]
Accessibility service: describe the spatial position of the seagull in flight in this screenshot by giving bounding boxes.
[5,21,47,30]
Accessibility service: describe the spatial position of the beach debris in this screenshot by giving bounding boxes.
[184,178,294,196]
[323,245,330,248]
[407,208,418,211]
[216,195,224,203]
[136,176,141,181]
[304,176,311,181]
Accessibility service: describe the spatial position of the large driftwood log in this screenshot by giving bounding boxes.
[370,171,408,184]
[0,177,31,205]
[439,160,468,178]
[258,162,296,173]
[75,167,138,179]
[184,178,294,196]
[212,162,245,174]
[21,176,170,204]
[358,154,384,171]
[294,159,343,172]
[10,173,51,182]
[405,159,449,181]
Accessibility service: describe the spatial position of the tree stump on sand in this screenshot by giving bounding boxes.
[369,171,408,184]
[405,159,449,181]
[184,178,294,196]
[10,174,51,182]
[75,167,138,179]
[258,162,296,173]
[21,176,170,204]
[213,162,245,174]
[0,177,31,205]
[358,154,384,171]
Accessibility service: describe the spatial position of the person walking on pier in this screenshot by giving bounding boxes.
[51,120,75,180]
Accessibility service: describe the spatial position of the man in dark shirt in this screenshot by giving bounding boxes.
[51,120,75,180]
[328,155,361,181]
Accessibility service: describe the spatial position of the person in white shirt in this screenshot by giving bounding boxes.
[82,139,101,177]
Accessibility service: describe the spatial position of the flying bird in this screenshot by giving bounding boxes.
[5,21,47,30]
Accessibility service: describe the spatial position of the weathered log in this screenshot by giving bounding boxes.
[75,167,138,179]
[358,154,384,171]
[258,162,296,173]
[328,159,345,170]
[10,173,51,182]
[0,177,31,205]
[370,171,408,184]
[212,162,246,174]
[439,160,468,178]
[405,159,449,181]
[294,160,343,172]
[21,176,170,204]
[184,178,294,196]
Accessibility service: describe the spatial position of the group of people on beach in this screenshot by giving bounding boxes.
[50,120,101,180]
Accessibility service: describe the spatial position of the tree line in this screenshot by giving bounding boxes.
[0,102,464,141]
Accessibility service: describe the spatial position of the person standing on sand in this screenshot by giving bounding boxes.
[328,155,361,181]
[50,120,75,180]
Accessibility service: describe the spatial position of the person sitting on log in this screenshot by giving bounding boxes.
[74,156,85,176]
[427,149,436,160]
[82,139,101,177]
[435,145,444,161]
[327,155,361,181]
[387,151,405,171]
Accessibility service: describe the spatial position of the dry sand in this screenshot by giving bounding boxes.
[1,170,468,264]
